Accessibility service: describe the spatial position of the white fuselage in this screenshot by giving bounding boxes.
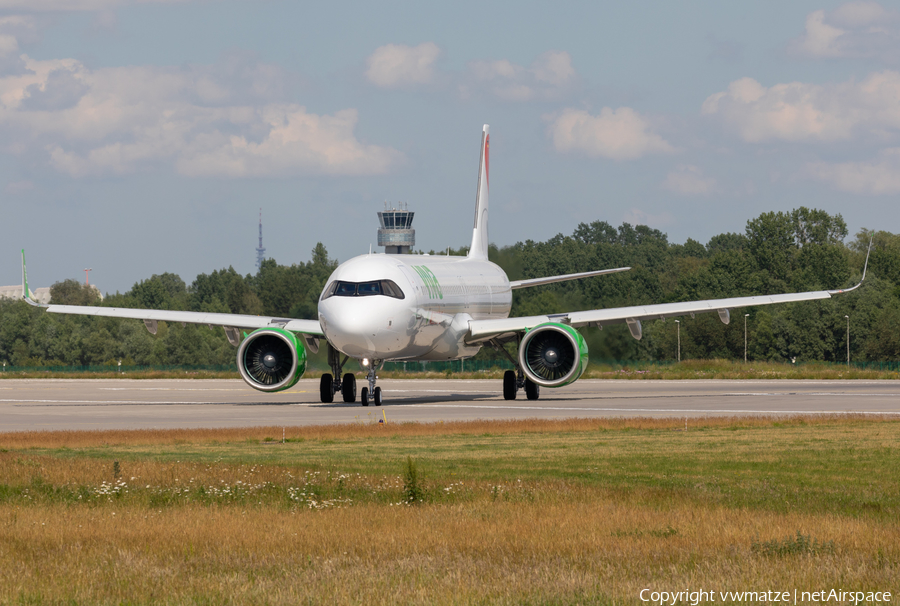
[317,253,511,361]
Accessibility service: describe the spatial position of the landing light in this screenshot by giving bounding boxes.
[362,358,370,367]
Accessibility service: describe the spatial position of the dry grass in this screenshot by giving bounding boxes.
[0,418,898,604]
[0,414,877,449]
[1,497,896,604]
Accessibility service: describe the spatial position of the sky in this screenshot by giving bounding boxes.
[1,0,899,293]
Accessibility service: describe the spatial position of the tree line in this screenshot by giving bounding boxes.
[1,208,898,368]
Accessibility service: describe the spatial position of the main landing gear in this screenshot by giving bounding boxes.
[503,369,539,401]
[491,334,541,400]
[495,336,539,401]
[319,344,358,404]
[318,344,383,406]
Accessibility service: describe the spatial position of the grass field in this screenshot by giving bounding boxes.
[0,417,898,604]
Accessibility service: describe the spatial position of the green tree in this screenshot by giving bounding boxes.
[49,279,101,306]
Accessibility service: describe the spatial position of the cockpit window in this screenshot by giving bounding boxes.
[357,281,382,296]
[335,282,357,296]
[321,280,405,300]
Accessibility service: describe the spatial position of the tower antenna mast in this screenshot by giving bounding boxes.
[256,209,266,270]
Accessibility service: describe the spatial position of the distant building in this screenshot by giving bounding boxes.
[0,285,51,304]
[377,202,415,254]
[0,284,102,304]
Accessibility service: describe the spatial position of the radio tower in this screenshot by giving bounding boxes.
[256,209,266,270]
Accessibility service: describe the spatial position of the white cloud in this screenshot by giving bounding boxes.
[661,165,716,195]
[546,107,675,160]
[0,34,17,56]
[622,208,673,228]
[365,44,578,101]
[0,0,190,10]
[702,71,900,142]
[176,107,403,177]
[0,55,403,177]
[789,2,900,63]
[465,50,576,101]
[0,16,36,75]
[4,179,32,194]
[808,148,900,194]
[365,42,440,89]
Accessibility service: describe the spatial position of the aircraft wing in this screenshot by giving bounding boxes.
[469,236,872,343]
[19,249,323,339]
[509,267,630,289]
[467,289,837,342]
[39,304,325,336]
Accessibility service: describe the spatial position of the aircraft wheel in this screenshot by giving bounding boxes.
[503,370,517,400]
[360,386,369,406]
[341,373,356,403]
[525,378,540,401]
[374,386,382,406]
[320,373,334,403]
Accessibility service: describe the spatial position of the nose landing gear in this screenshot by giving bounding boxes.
[360,361,383,406]
[318,345,384,407]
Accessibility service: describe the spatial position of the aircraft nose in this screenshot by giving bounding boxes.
[319,297,408,357]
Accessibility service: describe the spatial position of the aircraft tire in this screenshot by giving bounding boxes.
[360,386,369,406]
[341,373,356,403]
[503,370,517,400]
[525,378,540,401]
[374,386,382,406]
[320,374,334,403]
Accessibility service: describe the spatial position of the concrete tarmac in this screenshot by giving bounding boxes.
[0,378,898,432]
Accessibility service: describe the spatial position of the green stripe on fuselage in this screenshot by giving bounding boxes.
[411,265,443,300]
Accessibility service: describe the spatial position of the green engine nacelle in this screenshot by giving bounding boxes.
[519,322,589,388]
[237,327,307,392]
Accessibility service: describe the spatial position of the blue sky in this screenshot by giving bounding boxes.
[1,0,898,293]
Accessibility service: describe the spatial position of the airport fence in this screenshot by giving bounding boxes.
[1,359,899,375]
[380,359,515,373]
[0,364,235,374]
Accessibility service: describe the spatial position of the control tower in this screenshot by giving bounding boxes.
[377,202,415,254]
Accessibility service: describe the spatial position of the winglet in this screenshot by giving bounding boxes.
[468,124,490,260]
[21,250,45,307]
[828,231,873,295]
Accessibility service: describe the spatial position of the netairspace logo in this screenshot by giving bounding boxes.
[639,588,892,605]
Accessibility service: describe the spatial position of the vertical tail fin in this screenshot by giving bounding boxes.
[21,249,30,301]
[468,124,490,260]
[20,249,43,306]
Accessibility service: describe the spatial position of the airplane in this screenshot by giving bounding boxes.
[21,125,870,406]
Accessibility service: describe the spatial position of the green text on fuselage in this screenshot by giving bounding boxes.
[412,265,443,300]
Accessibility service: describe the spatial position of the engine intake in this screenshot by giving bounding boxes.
[519,322,588,387]
[237,328,307,392]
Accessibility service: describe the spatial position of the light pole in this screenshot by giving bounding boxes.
[845,315,850,366]
[675,320,680,362]
[744,314,750,363]
[84,268,92,285]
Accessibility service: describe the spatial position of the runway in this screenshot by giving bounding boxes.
[0,378,899,431]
